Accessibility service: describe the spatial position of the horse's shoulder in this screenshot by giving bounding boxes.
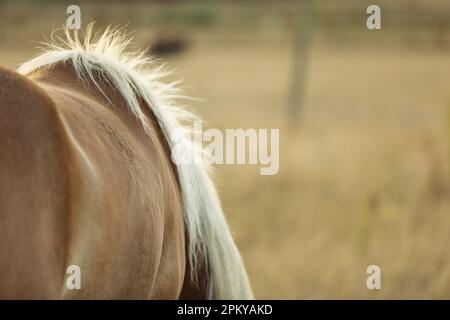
[0,66,70,174]
[0,66,70,298]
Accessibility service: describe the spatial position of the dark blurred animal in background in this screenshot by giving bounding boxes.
[150,33,189,57]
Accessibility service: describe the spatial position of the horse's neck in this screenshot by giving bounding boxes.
[29,64,213,299]
[30,63,163,148]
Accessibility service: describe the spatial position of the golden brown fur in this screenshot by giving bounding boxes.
[0,64,200,298]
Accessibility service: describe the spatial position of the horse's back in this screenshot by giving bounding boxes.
[0,66,186,299]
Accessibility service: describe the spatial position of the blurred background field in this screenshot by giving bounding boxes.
[0,0,449,298]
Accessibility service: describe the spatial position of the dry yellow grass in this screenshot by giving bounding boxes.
[0,0,449,299]
[170,43,450,299]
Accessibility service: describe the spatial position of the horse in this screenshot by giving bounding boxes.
[0,25,253,299]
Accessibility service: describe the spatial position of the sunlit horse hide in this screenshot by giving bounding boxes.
[0,25,253,299]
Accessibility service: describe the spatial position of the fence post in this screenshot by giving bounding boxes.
[287,0,314,126]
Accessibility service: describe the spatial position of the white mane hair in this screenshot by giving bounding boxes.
[18,24,253,299]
